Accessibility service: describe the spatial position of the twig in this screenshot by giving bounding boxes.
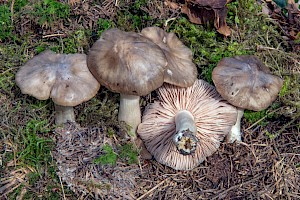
[245,107,282,131]
[210,175,263,200]
[16,187,27,200]
[10,0,15,23]
[59,175,67,200]
[137,178,168,200]
[236,141,250,148]
[257,45,300,66]
[42,33,66,38]
[0,67,17,75]
[272,113,300,139]
[164,17,177,27]
[0,182,22,198]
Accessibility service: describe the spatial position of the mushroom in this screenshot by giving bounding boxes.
[87,28,171,138]
[212,55,283,143]
[141,26,197,87]
[137,79,237,170]
[15,50,100,125]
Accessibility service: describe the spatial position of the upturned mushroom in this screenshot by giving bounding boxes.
[16,50,100,125]
[212,55,283,143]
[87,28,197,138]
[141,26,197,87]
[137,79,237,170]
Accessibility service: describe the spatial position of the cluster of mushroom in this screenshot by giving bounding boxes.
[137,55,283,170]
[16,27,283,171]
[87,27,198,138]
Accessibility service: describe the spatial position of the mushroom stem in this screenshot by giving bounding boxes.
[54,104,75,125]
[118,94,141,139]
[227,108,244,143]
[173,110,198,155]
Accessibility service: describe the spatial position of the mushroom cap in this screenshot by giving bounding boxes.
[141,27,197,88]
[212,55,283,111]
[87,28,168,96]
[137,79,237,170]
[15,50,100,106]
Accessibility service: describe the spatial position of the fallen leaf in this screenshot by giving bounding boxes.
[180,0,231,36]
[164,0,181,10]
[217,23,231,36]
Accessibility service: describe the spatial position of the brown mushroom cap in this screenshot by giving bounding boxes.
[87,28,168,96]
[15,50,100,106]
[141,27,197,88]
[212,55,283,111]
[137,79,237,170]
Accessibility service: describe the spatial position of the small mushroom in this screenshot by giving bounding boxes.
[137,79,237,170]
[87,28,169,138]
[141,26,197,87]
[212,55,283,143]
[16,50,100,125]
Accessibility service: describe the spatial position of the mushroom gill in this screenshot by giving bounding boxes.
[137,79,237,170]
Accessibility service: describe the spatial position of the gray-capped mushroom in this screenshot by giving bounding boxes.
[137,79,237,170]
[212,55,283,143]
[141,26,197,87]
[16,50,100,125]
[87,28,169,138]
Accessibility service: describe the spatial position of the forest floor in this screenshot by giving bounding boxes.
[0,0,299,199]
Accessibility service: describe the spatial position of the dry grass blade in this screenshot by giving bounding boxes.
[0,167,33,198]
[137,178,168,200]
[210,175,263,200]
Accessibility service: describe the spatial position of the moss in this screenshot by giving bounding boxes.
[18,119,53,168]
[93,142,139,166]
[119,143,139,164]
[0,4,14,42]
[97,18,115,36]
[28,172,40,185]
[244,110,268,125]
[279,75,300,108]
[76,89,119,127]
[45,29,92,54]
[243,103,281,126]
[94,144,118,166]
[169,17,250,83]
[279,76,290,98]
[116,11,152,32]
[32,0,70,27]
[107,127,116,137]
[113,1,156,32]
[265,130,276,139]
[13,0,29,11]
